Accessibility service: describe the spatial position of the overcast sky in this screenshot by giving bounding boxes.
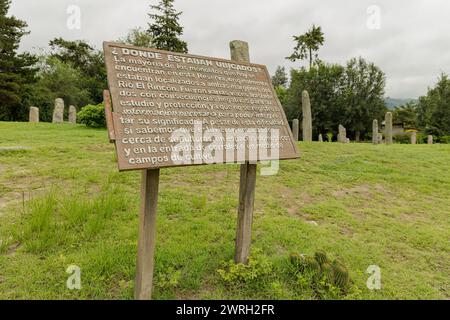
[10,0,450,98]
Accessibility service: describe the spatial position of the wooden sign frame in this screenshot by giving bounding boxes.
[103,41,299,299]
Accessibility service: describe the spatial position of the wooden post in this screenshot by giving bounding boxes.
[104,90,160,300]
[230,40,257,264]
[235,162,256,264]
[135,168,160,300]
[103,90,115,142]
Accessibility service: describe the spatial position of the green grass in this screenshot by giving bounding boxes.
[0,122,449,299]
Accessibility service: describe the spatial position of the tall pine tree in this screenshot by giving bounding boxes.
[287,25,324,70]
[0,0,37,121]
[147,0,188,53]
[271,66,288,88]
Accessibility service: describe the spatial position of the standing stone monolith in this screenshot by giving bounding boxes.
[372,119,378,144]
[302,90,312,142]
[29,107,39,123]
[52,98,64,123]
[411,132,417,144]
[68,105,77,123]
[338,124,347,143]
[318,134,323,142]
[385,112,393,144]
[292,119,299,141]
[378,133,383,144]
[427,135,433,144]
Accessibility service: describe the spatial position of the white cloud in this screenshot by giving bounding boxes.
[10,0,450,98]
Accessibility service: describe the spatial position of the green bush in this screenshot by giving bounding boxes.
[275,85,287,105]
[77,103,106,128]
[326,132,333,142]
[417,133,428,144]
[155,267,182,290]
[217,249,272,283]
[437,135,450,144]
[393,134,410,144]
[394,132,450,144]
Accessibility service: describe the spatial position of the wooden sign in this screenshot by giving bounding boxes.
[103,42,299,171]
[103,41,300,300]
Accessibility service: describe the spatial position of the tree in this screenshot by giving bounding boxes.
[35,57,91,120]
[393,102,418,129]
[417,74,450,136]
[274,85,287,106]
[287,25,324,69]
[284,62,345,137]
[341,57,386,141]
[283,58,386,141]
[49,38,95,71]
[119,27,153,48]
[0,0,38,121]
[147,0,188,53]
[271,66,288,88]
[49,38,106,104]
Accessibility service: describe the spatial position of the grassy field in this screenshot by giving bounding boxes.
[0,122,449,300]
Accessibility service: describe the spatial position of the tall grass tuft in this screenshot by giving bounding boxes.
[16,184,131,254]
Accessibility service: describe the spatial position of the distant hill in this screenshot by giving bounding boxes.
[384,97,417,109]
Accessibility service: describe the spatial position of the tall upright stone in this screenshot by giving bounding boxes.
[385,112,393,144]
[29,107,39,123]
[52,98,64,123]
[338,124,347,143]
[411,132,417,144]
[318,134,323,142]
[292,119,299,141]
[229,40,249,62]
[302,90,312,142]
[427,135,433,144]
[378,133,383,144]
[372,119,378,144]
[68,105,77,123]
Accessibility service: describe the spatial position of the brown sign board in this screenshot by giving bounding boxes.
[103,42,299,171]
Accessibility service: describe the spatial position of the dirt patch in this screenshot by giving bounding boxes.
[0,146,31,153]
[0,182,45,212]
[279,185,314,204]
[286,205,320,226]
[279,185,322,225]
[0,190,24,216]
[83,144,113,152]
[339,225,355,237]
[208,170,229,182]
[176,279,216,300]
[0,166,62,217]
[332,183,387,199]
[7,242,21,256]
